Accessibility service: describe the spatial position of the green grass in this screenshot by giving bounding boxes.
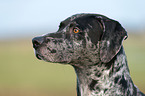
[0,39,76,96]
[123,33,145,92]
[0,33,145,96]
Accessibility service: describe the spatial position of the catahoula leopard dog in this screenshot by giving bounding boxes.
[32,13,145,96]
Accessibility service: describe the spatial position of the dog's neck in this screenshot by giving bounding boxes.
[73,47,138,96]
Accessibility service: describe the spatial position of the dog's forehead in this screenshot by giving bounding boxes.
[60,13,108,27]
[68,13,106,21]
[64,14,87,21]
[61,14,95,24]
[60,14,87,26]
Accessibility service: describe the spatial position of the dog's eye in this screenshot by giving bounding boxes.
[73,27,80,33]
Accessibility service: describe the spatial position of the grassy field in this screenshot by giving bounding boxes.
[0,33,145,96]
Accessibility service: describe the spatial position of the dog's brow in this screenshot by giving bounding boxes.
[69,22,78,27]
[58,22,66,31]
[59,22,64,28]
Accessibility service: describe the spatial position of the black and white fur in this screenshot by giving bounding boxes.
[32,13,145,96]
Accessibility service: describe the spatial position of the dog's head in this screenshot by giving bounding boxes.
[32,13,128,66]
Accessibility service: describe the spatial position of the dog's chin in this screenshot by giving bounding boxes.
[35,53,43,60]
[35,54,50,62]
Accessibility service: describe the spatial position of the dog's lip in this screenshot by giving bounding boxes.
[36,54,42,60]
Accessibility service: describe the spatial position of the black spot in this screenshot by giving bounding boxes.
[116,66,121,72]
[93,68,97,71]
[104,89,108,93]
[97,73,102,77]
[68,50,74,53]
[89,79,98,91]
[127,90,130,96]
[51,49,56,53]
[86,72,91,76]
[87,37,90,41]
[58,22,65,31]
[133,86,137,95]
[45,38,51,43]
[53,40,57,44]
[58,39,63,43]
[95,72,102,77]
[88,59,92,62]
[90,44,94,48]
[95,86,100,91]
[67,45,71,49]
[78,57,81,60]
[119,76,127,89]
[114,76,120,84]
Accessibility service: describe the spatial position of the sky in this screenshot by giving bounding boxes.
[0,0,145,40]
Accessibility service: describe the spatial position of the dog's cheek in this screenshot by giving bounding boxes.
[38,46,51,61]
[62,53,73,63]
[39,46,48,55]
[73,34,81,40]
[55,42,74,63]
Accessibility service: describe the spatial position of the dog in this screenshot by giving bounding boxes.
[32,13,145,96]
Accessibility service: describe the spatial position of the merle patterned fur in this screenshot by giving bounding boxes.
[32,13,145,96]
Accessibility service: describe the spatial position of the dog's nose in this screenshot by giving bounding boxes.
[32,36,44,49]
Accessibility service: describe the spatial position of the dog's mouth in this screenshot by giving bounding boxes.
[36,53,43,60]
[34,47,57,61]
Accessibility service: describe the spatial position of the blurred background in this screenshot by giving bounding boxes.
[0,0,145,96]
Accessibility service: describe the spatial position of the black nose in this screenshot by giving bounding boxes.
[32,36,44,49]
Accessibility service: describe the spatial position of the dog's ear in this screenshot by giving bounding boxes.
[97,17,128,63]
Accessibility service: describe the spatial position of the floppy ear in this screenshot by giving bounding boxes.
[98,18,128,63]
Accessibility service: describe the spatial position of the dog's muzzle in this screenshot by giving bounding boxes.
[32,36,44,60]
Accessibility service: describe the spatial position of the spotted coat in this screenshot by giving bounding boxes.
[32,13,145,96]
